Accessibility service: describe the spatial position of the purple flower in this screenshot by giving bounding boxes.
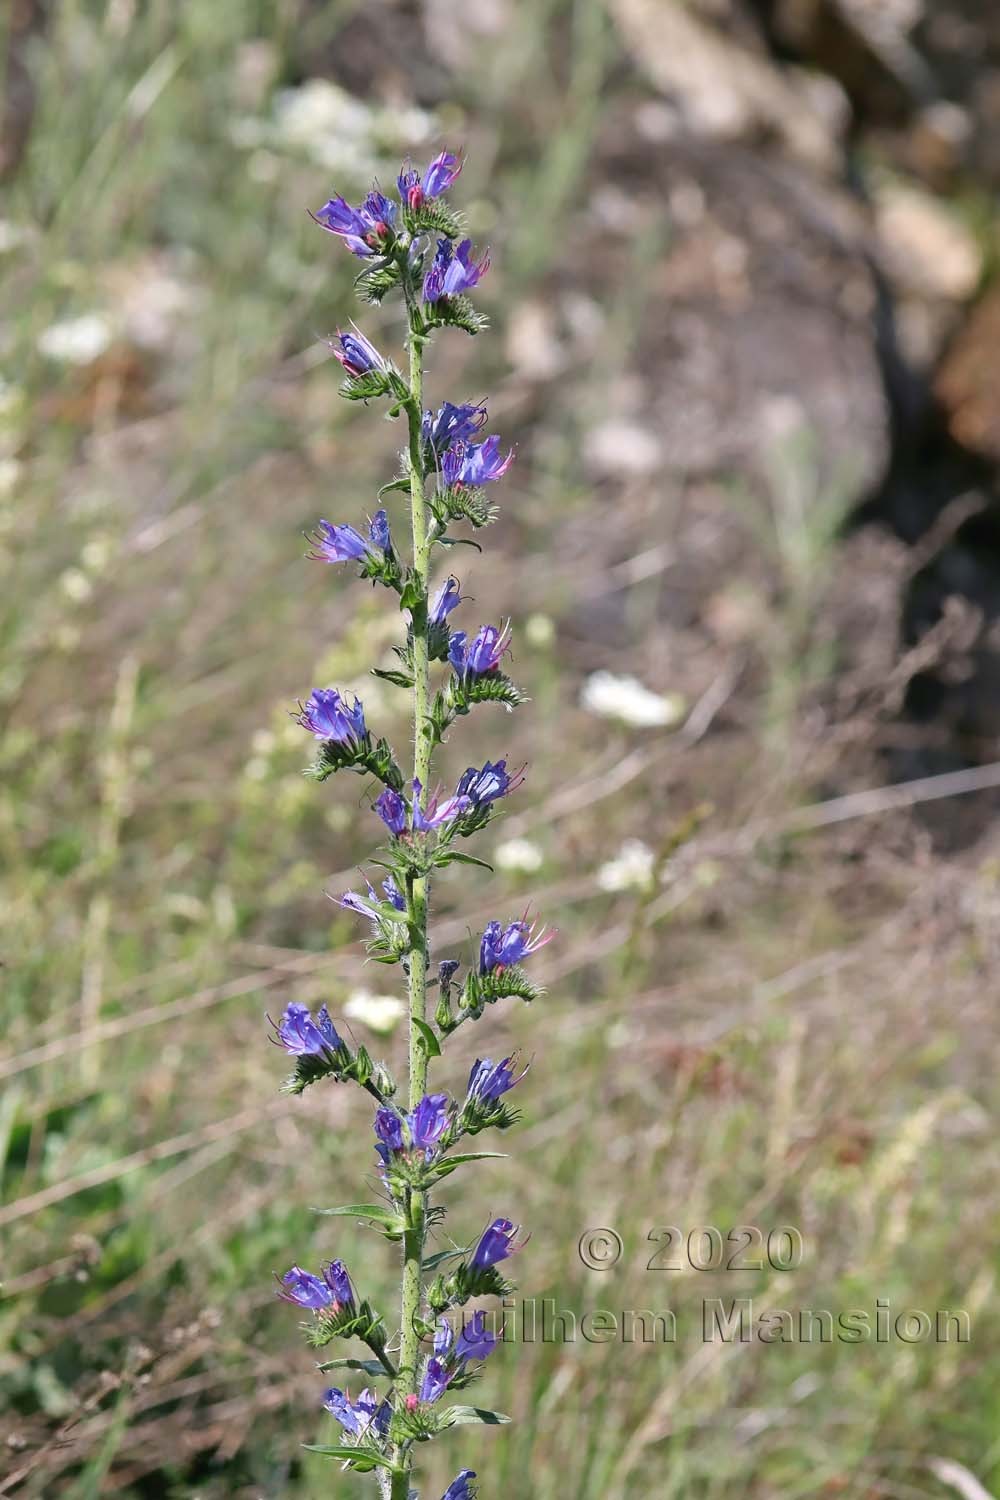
[451,621,511,677]
[375,1095,450,1160]
[338,879,383,923]
[313,191,396,257]
[423,400,488,457]
[411,778,473,832]
[330,328,385,377]
[456,757,525,807]
[374,1107,405,1154]
[398,149,463,209]
[382,874,405,910]
[480,917,552,974]
[467,1053,528,1103]
[369,508,392,553]
[419,1356,452,1404]
[422,149,463,197]
[434,1318,455,1357]
[439,957,461,990]
[471,1217,525,1270]
[409,1092,450,1149]
[441,1474,477,1500]
[323,1386,389,1437]
[374,787,408,837]
[429,575,463,625]
[454,1309,497,1363]
[295,688,367,744]
[322,1258,355,1310]
[277,1265,332,1309]
[447,631,467,673]
[442,434,514,488]
[270,1001,342,1056]
[423,238,490,304]
[307,520,373,565]
[276,1258,354,1312]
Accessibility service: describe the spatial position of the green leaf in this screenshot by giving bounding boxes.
[311,1204,405,1230]
[422,1245,469,1272]
[436,850,494,872]
[379,475,411,498]
[316,1357,395,1377]
[440,1406,512,1427]
[371,667,414,689]
[431,1151,507,1181]
[302,1444,398,1473]
[411,1017,441,1058]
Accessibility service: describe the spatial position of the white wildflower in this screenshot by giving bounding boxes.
[597,839,656,893]
[494,837,544,873]
[37,314,112,366]
[344,989,405,1035]
[581,671,685,728]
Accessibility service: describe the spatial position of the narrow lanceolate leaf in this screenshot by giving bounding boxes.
[439,1406,512,1427]
[316,1357,395,1377]
[429,1151,508,1182]
[411,1016,442,1058]
[310,1204,406,1233]
[302,1444,399,1474]
[433,849,494,872]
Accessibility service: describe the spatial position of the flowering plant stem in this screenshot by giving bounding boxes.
[394,295,432,1500]
[273,149,541,1500]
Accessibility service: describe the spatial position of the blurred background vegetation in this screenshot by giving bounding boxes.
[4,0,1000,1495]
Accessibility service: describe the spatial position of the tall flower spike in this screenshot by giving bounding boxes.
[278,151,540,1497]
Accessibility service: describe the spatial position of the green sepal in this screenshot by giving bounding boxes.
[459,964,540,1018]
[422,294,489,337]
[280,1042,395,1099]
[355,256,405,305]
[339,367,395,402]
[427,618,452,663]
[432,483,498,530]
[426,1259,514,1313]
[304,734,404,792]
[358,547,404,594]
[402,199,464,240]
[399,578,426,613]
[459,671,528,713]
[306,1297,388,1354]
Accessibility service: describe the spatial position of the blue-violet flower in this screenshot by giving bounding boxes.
[423,238,490,304]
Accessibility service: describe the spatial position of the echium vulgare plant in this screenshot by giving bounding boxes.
[270,151,551,1500]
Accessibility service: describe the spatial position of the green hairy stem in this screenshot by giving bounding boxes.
[391,285,433,1500]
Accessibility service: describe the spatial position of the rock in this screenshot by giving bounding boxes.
[874,180,981,301]
[566,129,892,499]
[609,0,844,170]
[935,289,1000,462]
